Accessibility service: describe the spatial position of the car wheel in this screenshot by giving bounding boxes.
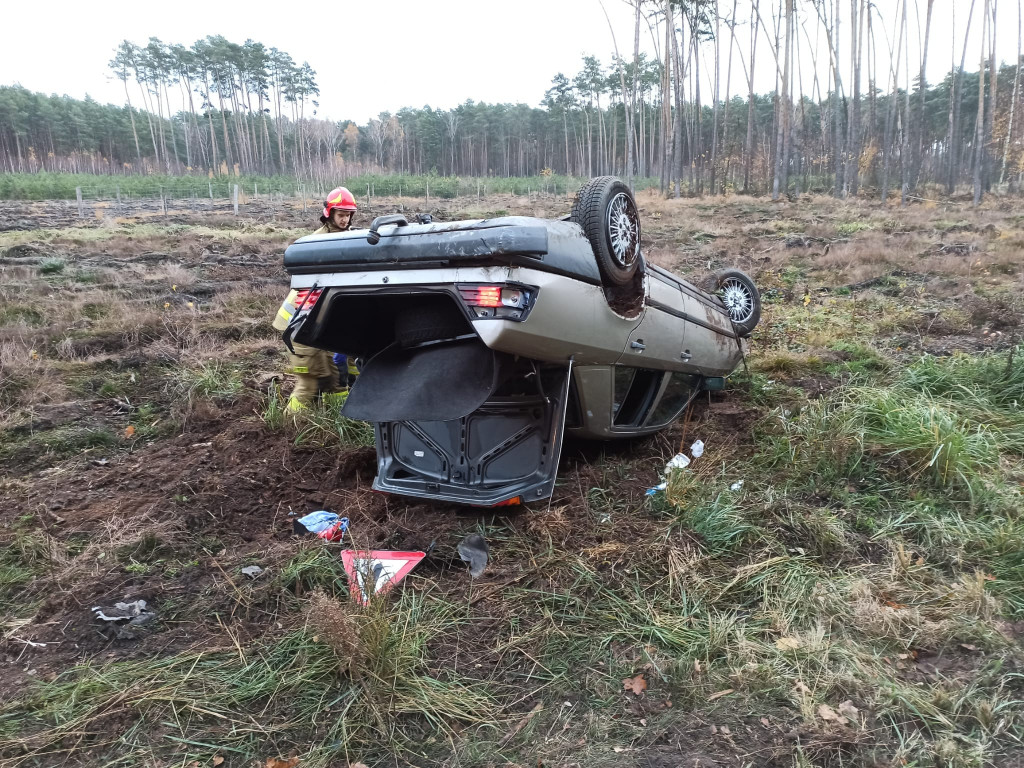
[703,269,761,337]
[570,176,642,286]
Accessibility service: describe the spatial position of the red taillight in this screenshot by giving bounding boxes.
[294,288,323,308]
[460,286,502,308]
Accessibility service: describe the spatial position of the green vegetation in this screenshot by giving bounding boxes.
[0,171,657,202]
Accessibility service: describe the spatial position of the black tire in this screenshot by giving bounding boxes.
[570,176,642,286]
[394,303,470,347]
[702,268,761,337]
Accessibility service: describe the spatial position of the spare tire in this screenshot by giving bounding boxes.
[702,269,761,337]
[570,176,642,286]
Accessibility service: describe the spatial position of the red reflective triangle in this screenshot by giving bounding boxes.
[340,550,425,606]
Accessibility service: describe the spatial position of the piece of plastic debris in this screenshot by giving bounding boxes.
[317,517,349,543]
[91,600,156,639]
[241,565,264,579]
[690,440,705,458]
[294,510,339,535]
[92,600,151,622]
[730,480,744,491]
[341,550,425,606]
[665,453,691,472]
[645,482,668,496]
[457,534,489,578]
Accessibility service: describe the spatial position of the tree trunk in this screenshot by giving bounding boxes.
[745,0,759,192]
[985,0,999,191]
[948,0,978,193]
[772,0,792,200]
[847,0,863,196]
[1000,0,1022,184]
[913,0,935,191]
[974,0,990,205]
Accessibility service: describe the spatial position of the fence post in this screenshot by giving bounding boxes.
[426,181,429,205]
[254,183,258,200]
[76,187,83,218]
[477,180,480,202]
[116,185,121,211]
[233,184,239,216]
[160,185,166,216]
[302,184,307,215]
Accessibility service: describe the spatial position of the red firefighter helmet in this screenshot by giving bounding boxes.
[322,186,357,218]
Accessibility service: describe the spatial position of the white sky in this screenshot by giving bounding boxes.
[1,0,1020,124]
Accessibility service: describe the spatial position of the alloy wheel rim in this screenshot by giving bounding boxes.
[607,192,640,269]
[721,278,754,324]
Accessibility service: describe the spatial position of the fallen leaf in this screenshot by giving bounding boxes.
[708,688,734,701]
[694,658,702,673]
[639,718,647,726]
[982,573,996,581]
[213,758,224,767]
[838,700,859,720]
[794,680,811,694]
[960,643,978,651]
[622,674,647,695]
[612,746,627,753]
[124,425,136,438]
[187,762,200,768]
[760,717,770,727]
[817,704,848,725]
[349,763,370,768]
[264,758,300,768]
[499,701,543,745]
[719,725,731,735]
[775,636,801,651]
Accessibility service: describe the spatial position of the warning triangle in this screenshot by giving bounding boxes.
[341,550,425,606]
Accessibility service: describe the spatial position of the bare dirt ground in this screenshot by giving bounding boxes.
[1,190,1022,768]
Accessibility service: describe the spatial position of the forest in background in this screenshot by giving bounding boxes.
[1,0,1022,204]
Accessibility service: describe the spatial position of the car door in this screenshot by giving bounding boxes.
[618,272,688,368]
[679,285,740,375]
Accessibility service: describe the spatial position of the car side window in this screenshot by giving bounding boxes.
[613,366,662,427]
[647,371,700,427]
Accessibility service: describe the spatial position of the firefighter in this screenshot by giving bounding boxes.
[313,186,357,234]
[273,187,358,413]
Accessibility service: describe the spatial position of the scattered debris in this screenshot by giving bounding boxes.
[318,518,349,543]
[690,439,705,458]
[665,452,691,472]
[263,757,300,768]
[457,533,489,577]
[294,509,339,534]
[341,550,425,606]
[91,599,156,639]
[645,481,667,496]
[241,565,264,579]
[622,674,647,695]
[775,636,801,651]
[707,688,734,701]
[730,480,744,491]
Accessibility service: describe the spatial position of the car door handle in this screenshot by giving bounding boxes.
[631,340,646,351]
[680,350,692,360]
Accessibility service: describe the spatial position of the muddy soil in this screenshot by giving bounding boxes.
[1,191,1022,766]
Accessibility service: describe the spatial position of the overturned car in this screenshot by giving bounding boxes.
[279,177,760,506]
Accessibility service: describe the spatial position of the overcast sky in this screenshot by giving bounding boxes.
[1,0,1020,124]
